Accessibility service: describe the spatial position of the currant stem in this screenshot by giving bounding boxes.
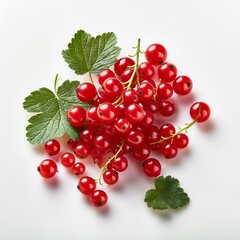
[151,106,202,145]
[54,73,59,96]
[95,141,125,185]
[89,72,94,85]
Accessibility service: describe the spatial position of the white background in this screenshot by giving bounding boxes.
[0,0,240,239]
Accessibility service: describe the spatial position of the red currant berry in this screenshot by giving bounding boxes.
[112,156,128,172]
[61,152,75,167]
[44,139,61,156]
[90,190,108,207]
[114,118,130,134]
[67,139,81,149]
[76,82,97,102]
[123,90,139,104]
[80,129,94,144]
[143,158,161,177]
[103,169,119,185]
[102,124,116,137]
[102,77,123,99]
[138,62,155,80]
[125,103,146,123]
[173,133,189,148]
[190,102,211,122]
[137,82,155,102]
[72,162,85,175]
[144,125,161,145]
[161,143,178,159]
[139,110,154,128]
[93,134,111,153]
[74,143,90,159]
[159,123,176,138]
[156,83,173,100]
[126,129,144,147]
[67,106,86,127]
[114,57,135,76]
[86,106,99,123]
[132,144,151,161]
[159,100,175,116]
[97,103,117,124]
[158,62,177,82]
[120,68,137,86]
[143,99,159,113]
[98,69,115,85]
[145,43,167,65]
[173,76,193,95]
[77,176,96,195]
[37,159,58,178]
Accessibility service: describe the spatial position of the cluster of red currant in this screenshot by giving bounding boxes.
[37,41,211,207]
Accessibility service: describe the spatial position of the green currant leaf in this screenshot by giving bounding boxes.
[23,80,91,144]
[144,175,190,210]
[62,29,121,75]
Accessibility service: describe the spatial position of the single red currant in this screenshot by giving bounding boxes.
[93,134,111,153]
[173,133,189,148]
[156,83,173,100]
[102,77,123,99]
[76,82,97,102]
[143,158,161,177]
[114,118,131,134]
[145,43,167,65]
[80,129,94,144]
[120,68,137,87]
[98,69,115,85]
[173,76,193,95]
[74,143,91,159]
[126,129,144,147]
[132,144,151,161]
[44,139,61,156]
[72,162,86,175]
[112,156,128,172]
[97,103,117,124]
[123,90,139,104]
[158,100,175,116]
[138,62,155,80]
[158,62,177,82]
[61,152,75,167]
[190,102,211,122]
[37,159,58,178]
[67,106,86,127]
[137,82,155,102]
[125,103,146,123]
[77,176,96,195]
[161,143,178,159]
[103,169,119,185]
[159,123,176,138]
[114,57,135,76]
[90,190,108,207]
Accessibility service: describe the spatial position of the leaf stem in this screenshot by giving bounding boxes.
[95,141,125,185]
[89,72,94,84]
[151,106,202,145]
[54,73,59,95]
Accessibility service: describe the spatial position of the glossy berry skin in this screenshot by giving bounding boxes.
[173,76,193,95]
[144,125,161,145]
[44,139,61,156]
[93,134,111,153]
[61,152,75,167]
[125,103,146,123]
[72,162,85,175]
[126,129,144,147]
[114,118,130,134]
[98,69,115,85]
[138,62,155,80]
[123,90,139,104]
[80,129,94,144]
[140,110,154,128]
[67,139,81,149]
[137,82,155,102]
[90,190,108,207]
[112,156,128,172]
[114,57,135,76]
[173,133,189,149]
[120,68,137,86]
[190,102,211,122]
[143,99,159,113]
[102,77,123,99]
[132,144,151,161]
[145,43,167,65]
[37,159,58,178]
[74,144,90,159]
[161,143,178,159]
[159,123,176,138]
[76,82,97,102]
[158,100,175,116]
[143,158,161,177]
[158,62,177,82]
[102,124,116,137]
[97,103,117,124]
[67,106,86,127]
[103,169,119,185]
[157,83,173,100]
[77,176,96,195]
